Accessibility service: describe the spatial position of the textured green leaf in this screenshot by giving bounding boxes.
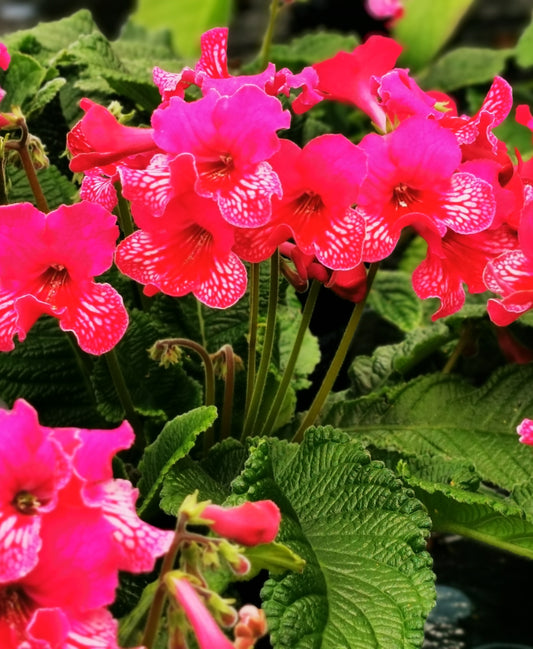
[396,456,533,559]
[25,77,67,118]
[160,438,248,514]
[393,0,477,70]
[231,428,435,649]
[418,47,512,92]
[322,366,533,492]
[57,32,126,72]
[0,51,46,109]
[514,12,533,69]
[0,316,104,427]
[367,270,423,333]
[6,165,78,209]
[348,321,454,395]
[102,69,161,112]
[137,405,218,517]
[132,0,233,58]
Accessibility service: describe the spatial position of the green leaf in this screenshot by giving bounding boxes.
[367,270,423,333]
[160,438,248,514]
[348,321,454,395]
[397,455,533,560]
[0,51,47,109]
[393,0,477,70]
[232,428,435,649]
[514,12,533,69]
[243,541,306,577]
[322,366,533,492]
[418,47,512,92]
[25,77,67,118]
[132,0,233,59]
[137,405,218,517]
[0,316,104,427]
[6,165,78,210]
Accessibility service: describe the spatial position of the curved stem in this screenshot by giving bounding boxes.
[292,263,379,443]
[259,279,321,436]
[151,338,216,452]
[245,263,260,417]
[242,252,280,441]
[219,345,236,441]
[105,348,145,447]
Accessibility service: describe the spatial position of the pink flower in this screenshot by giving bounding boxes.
[0,43,9,71]
[365,0,404,21]
[0,399,173,648]
[313,35,402,131]
[116,154,248,309]
[152,85,290,228]
[68,98,158,174]
[357,116,496,262]
[517,419,533,446]
[202,500,281,546]
[0,201,128,355]
[171,577,235,649]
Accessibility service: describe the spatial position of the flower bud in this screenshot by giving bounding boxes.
[202,500,281,546]
[517,418,533,445]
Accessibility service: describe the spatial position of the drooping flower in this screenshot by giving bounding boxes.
[0,399,173,648]
[151,85,291,228]
[116,154,248,309]
[0,201,129,355]
[202,500,281,546]
[170,577,235,649]
[357,116,496,262]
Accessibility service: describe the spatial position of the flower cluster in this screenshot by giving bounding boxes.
[65,28,533,329]
[0,398,174,648]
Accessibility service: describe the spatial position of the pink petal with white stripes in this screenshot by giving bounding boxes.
[57,282,129,355]
[65,608,124,649]
[196,28,229,79]
[477,76,513,127]
[360,208,399,262]
[83,479,173,573]
[0,514,41,583]
[194,252,248,308]
[0,288,19,351]
[440,172,495,234]
[484,248,533,294]
[119,153,172,217]
[310,208,366,271]
[233,222,289,263]
[206,161,282,228]
[412,252,465,320]
[80,172,117,211]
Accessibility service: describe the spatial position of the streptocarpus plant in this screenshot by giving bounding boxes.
[2,1,533,647]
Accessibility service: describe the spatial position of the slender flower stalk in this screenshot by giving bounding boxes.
[258,0,283,70]
[259,279,321,436]
[292,263,380,442]
[219,344,237,441]
[245,263,261,417]
[242,251,280,441]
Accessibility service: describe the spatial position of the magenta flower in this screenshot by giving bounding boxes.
[0,201,128,355]
[116,154,248,309]
[0,399,173,648]
[202,500,281,546]
[170,577,235,649]
[152,85,290,228]
[357,116,496,262]
[517,419,533,446]
[0,42,9,105]
[365,0,404,21]
[313,35,402,131]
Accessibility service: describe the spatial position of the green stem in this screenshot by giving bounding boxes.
[14,141,48,213]
[245,263,261,417]
[197,300,207,349]
[152,338,216,452]
[65,333,98,406]
[442,322,473,374]
[241,252,280,441]
[115,183,135,238]
[219,344,236,441]
[104,348,145,447]
[292,263,379,443]
[258,0,281,69]
[141,515,187,649]
[259,279,321,436]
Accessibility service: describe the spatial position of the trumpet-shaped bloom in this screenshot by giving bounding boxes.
[152,85,290,228]
[357,116,496,262]
[0,201,128,355]
[202,500,281,546]
[116,154,248,309]
[0,399,173,648]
